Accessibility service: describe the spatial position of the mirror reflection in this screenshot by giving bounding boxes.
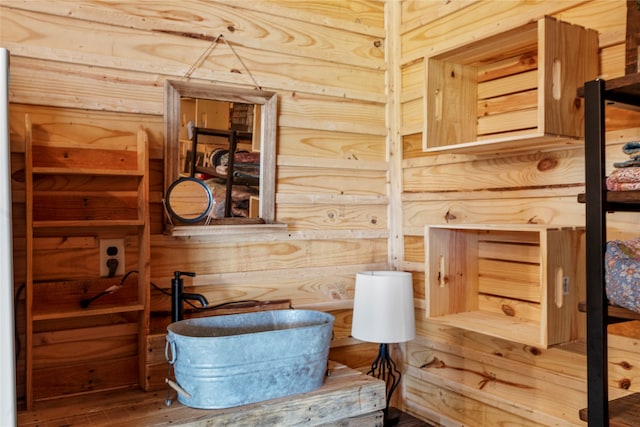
[164,80,277,226]
[180,98,260,218]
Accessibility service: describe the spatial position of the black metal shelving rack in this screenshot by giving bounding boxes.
[188,126,255,218]
[582,73,640,426]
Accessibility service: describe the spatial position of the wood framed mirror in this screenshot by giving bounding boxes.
[164,80,277,227]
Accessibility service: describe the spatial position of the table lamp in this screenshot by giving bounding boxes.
[351,271,416,426]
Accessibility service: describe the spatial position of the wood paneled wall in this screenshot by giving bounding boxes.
[5,0,640,425]
[3,0,389,402]
[398,1,640,426]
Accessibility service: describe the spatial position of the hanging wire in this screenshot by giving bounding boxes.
[181,34,222,81]
[219,35,262,90]
[181,34,261,91]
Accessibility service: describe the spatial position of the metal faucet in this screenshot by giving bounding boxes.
[171,271,208,322]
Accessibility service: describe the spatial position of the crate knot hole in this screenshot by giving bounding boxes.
[537,157,558,171]
[525,345,541,356]
[444,210,457,222]
[501,304,516,317]
[616,360,633,370]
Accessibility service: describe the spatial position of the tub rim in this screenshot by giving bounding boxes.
[166,308,335,340]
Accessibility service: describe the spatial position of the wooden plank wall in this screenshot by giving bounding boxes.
[2,0,389,403]
[399,1,640,426]
[6,0,640,425]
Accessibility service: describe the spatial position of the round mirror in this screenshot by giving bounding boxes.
[165,177,213,223]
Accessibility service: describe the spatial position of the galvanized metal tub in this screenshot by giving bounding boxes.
[165,309,334,409]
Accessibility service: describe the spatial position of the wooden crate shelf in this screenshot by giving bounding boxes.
[424,224,585,347]
[424,16,598,154]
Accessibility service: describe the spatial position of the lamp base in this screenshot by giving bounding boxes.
[367,343,402,426]
[384,407,401,426]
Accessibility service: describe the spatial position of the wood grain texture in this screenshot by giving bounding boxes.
[401,0,480,34]
[3,0,385,66]
[404,375,550,427]
[7,10,390,406]
[277,203,388,231]
[5,1,639,425]
[405,317,593,426]
[278,166,387,196]
[9,103,165,159]
[401,0,603,63]
[148,269,364,314]
[278,128,386,161]
[402,194,587,228]
[150,238,388,278]
[1,4,385,103]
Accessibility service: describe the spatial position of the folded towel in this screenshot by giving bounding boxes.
[614,158,640,168]
[622,141,640,155]
[607,181,640,191]
[612,141,640,168]
[606,167,640,190]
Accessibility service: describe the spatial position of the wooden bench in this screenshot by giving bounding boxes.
[18,361,386,426]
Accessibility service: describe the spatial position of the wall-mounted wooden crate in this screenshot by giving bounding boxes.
[425,224,585,347]
[424,16,598,154]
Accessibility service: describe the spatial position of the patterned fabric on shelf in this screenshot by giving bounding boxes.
[606,237,640,313]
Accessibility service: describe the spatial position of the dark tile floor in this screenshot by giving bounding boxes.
[395,408,437,426]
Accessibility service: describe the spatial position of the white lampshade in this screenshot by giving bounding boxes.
[351,271,416,344]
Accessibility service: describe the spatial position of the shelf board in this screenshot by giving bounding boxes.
[607,306,640,321]
[577,301,640,321]
[194,165,259,186]
[167,220,286,237]
[31,166,144,176]
[428,311,543,348]
[577,191,640,211]
[578,73,640,111]
[33,219,145,228]
[423,134,583,155]
[191,126,252,140]
[33,303,145,321]
[579,393,640,426]
[600,74,640,111]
